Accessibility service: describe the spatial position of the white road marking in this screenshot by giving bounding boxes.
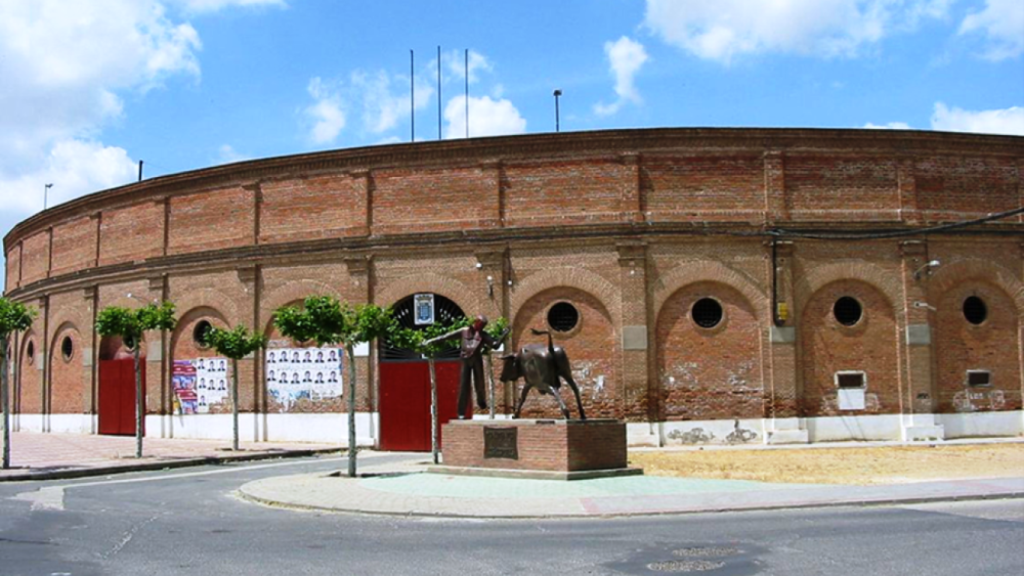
[12,486,66,511]
[10,456,347,512]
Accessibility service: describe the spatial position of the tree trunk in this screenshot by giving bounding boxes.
[346,344,358,478]
[485,353,495,419]
[1,337,10,470]
[429,357,438,465]
[134,344,143,459]
[231,359,239,451]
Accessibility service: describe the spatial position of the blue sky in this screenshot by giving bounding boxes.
[2,0,1023,293]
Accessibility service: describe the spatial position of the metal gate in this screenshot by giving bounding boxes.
[378,293,466,452]
[378,360,465,451]
[98,358,145,436]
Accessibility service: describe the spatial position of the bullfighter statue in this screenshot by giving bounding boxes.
[425,315,509,419]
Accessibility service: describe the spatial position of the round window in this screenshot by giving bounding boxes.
[547,302,579,333]
[692,298,724,329]
[61,336,74,362]
[963,296,987,325]
[833,297,862,326]
[193,320,213,348]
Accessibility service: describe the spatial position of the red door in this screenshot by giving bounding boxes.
[98,358,145,436]
[379,360,463,451]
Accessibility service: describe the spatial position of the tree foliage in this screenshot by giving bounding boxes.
[274,296,392,346]
[203,325,267,360]
[0,299,36,339]
[387,315,509,358]
[96,302,177,348]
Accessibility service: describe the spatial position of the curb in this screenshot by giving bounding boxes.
[0,448,342,483]
[236,486,1024,520]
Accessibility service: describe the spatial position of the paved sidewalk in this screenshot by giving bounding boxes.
[0,431,341,482]
[238,457,1024,519]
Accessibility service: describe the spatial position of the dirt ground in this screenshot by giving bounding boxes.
[629,443,1024,485]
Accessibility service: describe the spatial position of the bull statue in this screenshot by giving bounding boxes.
[501,328,587,420]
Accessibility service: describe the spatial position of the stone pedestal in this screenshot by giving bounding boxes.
[433,419,641,480]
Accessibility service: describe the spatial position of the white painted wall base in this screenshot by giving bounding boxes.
[48,414,95,435]
[12,413,44,433]
[147,412,378,447]
[902,413,945,441]
[659,419,765,446]
[629,412,1023,446]
[626,422,661,447]
[939,410,1024,439]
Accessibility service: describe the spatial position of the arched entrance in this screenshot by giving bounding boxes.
[97,336,145,436]
[378,294,465,451]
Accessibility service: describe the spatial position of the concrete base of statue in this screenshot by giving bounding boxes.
[429,418,642,481]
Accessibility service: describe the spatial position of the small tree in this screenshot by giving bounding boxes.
[481,317,509,419]
[389,318,468,464]
[0,298,36,469]
[96,301,177,459]
[274,296,392,477]
[203,325,267,451]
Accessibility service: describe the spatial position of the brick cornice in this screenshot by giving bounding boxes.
[7,128,1022,251]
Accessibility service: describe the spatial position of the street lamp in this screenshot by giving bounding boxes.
[44,183,53,210]
[553,89,562,132]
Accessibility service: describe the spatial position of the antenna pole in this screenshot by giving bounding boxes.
[464,49,469,138]
[437,46,442,140]
[410,50,415,142]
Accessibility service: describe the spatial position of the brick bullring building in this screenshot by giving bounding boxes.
[3,128,1023,448]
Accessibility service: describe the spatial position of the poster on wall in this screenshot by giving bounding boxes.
[266,347,343,410]
[172,357,230,414]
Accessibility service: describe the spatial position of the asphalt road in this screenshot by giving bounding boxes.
[1,455,1022,576]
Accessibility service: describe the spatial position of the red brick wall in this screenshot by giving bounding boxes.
[50,217,97,277]
[511,286,618,419]
[644,155,764,221]
[99,203,162,266]
[800,280,900,416]
[18,333,42,414]
[934,282,1022,413]
[373,166,497,234]
[19,232,49,285]
[49,327,85,414]
[656,282,763,421]
[915,156,1018,220]
[504,159,633,227]
[260,174,367,243]
[169,186,254,255]
[5,244,20,290]
[786,156,900,220]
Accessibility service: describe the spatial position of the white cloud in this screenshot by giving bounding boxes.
[644,0,953,63]
[0,139,138,214]
[0,0,203,229]
[864,121,913,129]
[959,0,1024,61]
[443,49,493,84]
[931,102,1024,135]
[216,144,251,164]
[302,68,435,143]
[305,77,347,144]
[172,0,286,14]
[594,36,649,117]
[444,95,527,139]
